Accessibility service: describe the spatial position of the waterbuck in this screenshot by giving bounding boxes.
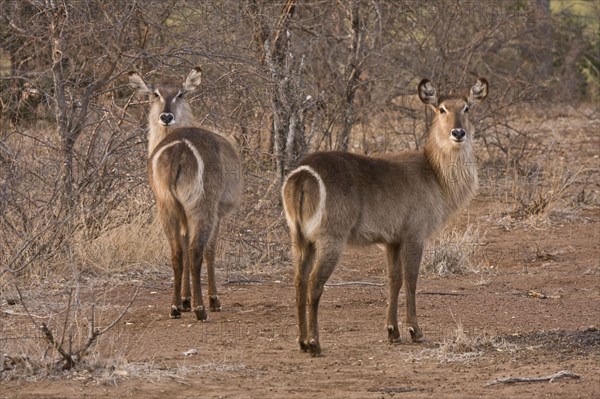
[129,67,243,321]
[282,77,488,356]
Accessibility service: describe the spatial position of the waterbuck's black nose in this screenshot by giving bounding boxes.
[160,113,174,125]
[451,128,466,140]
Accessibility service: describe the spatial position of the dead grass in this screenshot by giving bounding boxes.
[73,212,168,276]
[1,351,248,384]
[422,225,486,276]
[0,330,52,381]
[509,159,584,218]
[405,322,518,364]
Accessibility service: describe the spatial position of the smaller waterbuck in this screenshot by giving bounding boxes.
[129,67,243,321]
[282,77,488,356]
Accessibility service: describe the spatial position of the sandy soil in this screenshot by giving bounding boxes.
[2,204,598,398]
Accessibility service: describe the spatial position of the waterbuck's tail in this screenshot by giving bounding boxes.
[281,165,325,241]
[151,149,190,243]
[169,165,189,240]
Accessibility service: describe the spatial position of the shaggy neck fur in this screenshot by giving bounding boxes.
[423,129,478,215]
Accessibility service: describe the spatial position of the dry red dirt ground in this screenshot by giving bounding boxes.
[2,205,599,398]
[1,111,599,398]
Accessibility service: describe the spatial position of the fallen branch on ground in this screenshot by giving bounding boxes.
[419,291,467,296]
[223,279,263,285]
[485,370,580,386]
[325,281,384,287]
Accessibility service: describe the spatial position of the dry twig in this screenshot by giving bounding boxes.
[325,281,384,287]
[419,291,467,296]
[485,370,580,387]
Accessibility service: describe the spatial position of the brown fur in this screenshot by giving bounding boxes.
[282,77,489,356]
[129,67,243,320]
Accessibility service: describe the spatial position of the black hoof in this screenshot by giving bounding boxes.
[170,306,182,319]
[209,296,221,312]
[195,306,208,321]
[299,340,309,353]
[409,326,424,342]
[308,339,322,357]
[182,298,192,312]
[387,324,401,343]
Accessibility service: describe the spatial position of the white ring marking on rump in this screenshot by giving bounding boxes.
[283,165,327,237]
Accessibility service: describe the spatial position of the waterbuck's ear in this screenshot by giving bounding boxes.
[183,66,203,92]
[128,71,154,95]
[468,77,489,105]
[418,79,438,106]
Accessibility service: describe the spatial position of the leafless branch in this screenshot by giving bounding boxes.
[485,370,581,386]
[14,284,139,370]
[325,281,384,287]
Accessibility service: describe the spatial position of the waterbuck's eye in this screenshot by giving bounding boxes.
[152,91,160,99]
[439,107,446,114]
[464,105,470,113]
[170,94,182,104]
[173,92,183,101]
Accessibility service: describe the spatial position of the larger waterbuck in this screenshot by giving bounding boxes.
[282,77,488,356]
[129,67,243,321]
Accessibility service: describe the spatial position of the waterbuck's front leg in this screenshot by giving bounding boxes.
[204,221,221,312]
[402,241,424,342]
[307,239,344,356]
[293,235,315,352]
[385,243,403,343]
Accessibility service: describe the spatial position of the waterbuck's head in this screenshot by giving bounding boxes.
[129,67,203,154]
[128,67,203,129]
[418,78,488,151]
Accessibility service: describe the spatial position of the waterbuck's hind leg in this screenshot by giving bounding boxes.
[181,297,192,313]
[163,218,185,319]
[402,241,424,342]
[205,221,221,312]
[191,250,208,322]
[191,251,208,321]
[170,307,182,319]
[385,243,403,343]
[307,239,344,357]
[189,220,212,321]
[208,296,221,313]
[181,235,192,312]
[293,233,315,352]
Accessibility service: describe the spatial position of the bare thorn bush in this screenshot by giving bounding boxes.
[1,284,138,378]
